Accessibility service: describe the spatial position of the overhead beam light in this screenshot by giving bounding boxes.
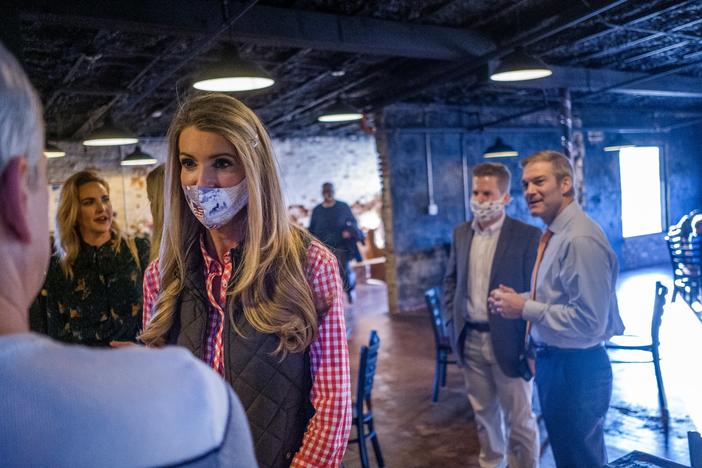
[121,146,157,166]
[318,100,363,123]
[483,137,518,158]
[192,46,275,92]
[490,48,552,82]
[83,118,138,146]
[44,142,66,158]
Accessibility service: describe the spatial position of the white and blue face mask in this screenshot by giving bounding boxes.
[182,179,248,230]
[470,197,505,223]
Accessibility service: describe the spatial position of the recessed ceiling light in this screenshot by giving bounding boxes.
[318,100,363,123]
[490,48,552,82]
[121,146,157,166]
[83,118,138,146]
[44,143,66,158]
[483,137,519,158]
[192,46,275,92]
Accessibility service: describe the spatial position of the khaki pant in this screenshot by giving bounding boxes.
[461,330,539,468]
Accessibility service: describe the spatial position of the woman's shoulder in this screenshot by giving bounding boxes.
[306,239,336,264]
[304,240,340,284]
[145,257,159,273]
[43,252,64,282]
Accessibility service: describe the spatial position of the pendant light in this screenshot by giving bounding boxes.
[483,137,518,158]
[490,47,552,82]
[44,142,66,158]
[192,45,274,92]
[318,100,363,123]
[83,117,138,146]
[604,134,636,152]
[121,146,157,166]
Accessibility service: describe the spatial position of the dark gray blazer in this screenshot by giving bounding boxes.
[442,216,540,378]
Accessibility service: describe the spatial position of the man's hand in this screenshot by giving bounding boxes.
[488,284,526,319]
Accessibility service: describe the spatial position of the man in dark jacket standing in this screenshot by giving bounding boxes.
[309,182,364,302]
[443,163,540,468]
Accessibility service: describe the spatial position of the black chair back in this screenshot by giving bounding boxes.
[650,282,668,349]
[606,281,670,431]
[357,330,380,410]
[665,210,701,308]
[424,287,446,347]
[350,330,385,468]
[690,431,702,468]
[424,287,456,402]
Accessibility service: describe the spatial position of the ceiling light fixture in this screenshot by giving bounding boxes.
[604,134,636,152]
[44,142,66,158]
[318,100,363,123]
[483,137,519,158]
[192,46,275,92]
[83,118,138,146]
[121,146,157,166]
[490,47,553,82]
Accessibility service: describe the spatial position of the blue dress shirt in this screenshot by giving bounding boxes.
[523,202,625,348]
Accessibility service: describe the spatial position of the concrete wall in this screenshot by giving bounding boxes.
[379,104,702,313]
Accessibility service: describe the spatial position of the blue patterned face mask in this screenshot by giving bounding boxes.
[470,198,505,223]
[182,179,248,230]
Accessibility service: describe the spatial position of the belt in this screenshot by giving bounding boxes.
[532,342,603,357]
[464,321,490,333]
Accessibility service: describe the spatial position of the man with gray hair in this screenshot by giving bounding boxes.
[0,41,257,467]
[490,150,624,467]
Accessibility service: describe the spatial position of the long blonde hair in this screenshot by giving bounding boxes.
[139,93,318,354]
[146,164,165,262]
[54,170,123,278]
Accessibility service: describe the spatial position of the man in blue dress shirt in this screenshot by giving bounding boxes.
[489,150,624,467]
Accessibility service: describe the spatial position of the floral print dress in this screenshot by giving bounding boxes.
[30,234,150,346]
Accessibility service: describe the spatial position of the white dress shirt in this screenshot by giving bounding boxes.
[466,214,505,322]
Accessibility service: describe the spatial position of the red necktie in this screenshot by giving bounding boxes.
[531,229,553,300]
[524,229,553,366]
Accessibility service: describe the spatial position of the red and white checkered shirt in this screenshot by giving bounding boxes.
[142,238,352,467]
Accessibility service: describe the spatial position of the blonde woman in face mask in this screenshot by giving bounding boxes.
[139,93,351,468]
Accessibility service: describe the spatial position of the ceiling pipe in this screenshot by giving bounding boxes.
[464,55,702,131]
[72,0,259,139]
[368,0,629,111]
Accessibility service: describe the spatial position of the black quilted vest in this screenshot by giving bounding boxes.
[168,247,315,468]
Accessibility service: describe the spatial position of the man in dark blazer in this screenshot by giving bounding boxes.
[443,162,540,468]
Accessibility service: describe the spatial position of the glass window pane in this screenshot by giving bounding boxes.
[619,146,662,238]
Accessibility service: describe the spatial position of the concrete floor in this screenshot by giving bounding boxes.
[342,266,699,467]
